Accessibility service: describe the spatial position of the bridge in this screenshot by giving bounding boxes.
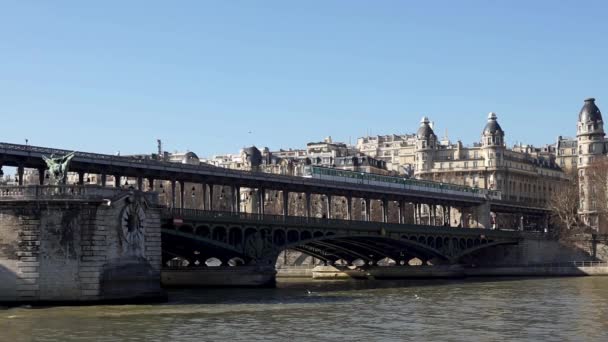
[160,208,523,268]
[0,142,547,217]
[0,141,550,275]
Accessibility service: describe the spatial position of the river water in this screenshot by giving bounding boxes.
[1,277,608,342]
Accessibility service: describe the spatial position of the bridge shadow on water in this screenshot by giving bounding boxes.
[162,276,552,307]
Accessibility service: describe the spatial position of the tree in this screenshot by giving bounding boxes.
[583,156,608,234]
[548,168,581,237]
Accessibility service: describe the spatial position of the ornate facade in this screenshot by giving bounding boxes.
[358,114,568,208]
[576,98,608,230]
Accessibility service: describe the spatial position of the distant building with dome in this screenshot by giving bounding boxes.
[576,98,607,230]
[358,112,567,210]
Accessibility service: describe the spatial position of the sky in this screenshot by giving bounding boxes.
[1,0,607,158]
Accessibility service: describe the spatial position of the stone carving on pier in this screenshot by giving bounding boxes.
[42,152,75,185]
[121,198,147,257]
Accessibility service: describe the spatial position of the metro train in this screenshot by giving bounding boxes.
[302,165,502,201]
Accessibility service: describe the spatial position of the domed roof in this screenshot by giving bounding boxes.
[579,98,602,123]
[416,116,436,139]
[241,146,262,167]
[181,151,199,165]
[483,112,504,135]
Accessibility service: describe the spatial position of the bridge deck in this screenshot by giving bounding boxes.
[162,208,524,239]
[0,142,548,214]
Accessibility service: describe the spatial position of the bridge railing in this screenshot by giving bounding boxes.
[164,207,373,228]
[0,185,130,200]
[162,208,524,238]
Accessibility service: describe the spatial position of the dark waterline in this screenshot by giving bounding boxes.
[2,277,608,341]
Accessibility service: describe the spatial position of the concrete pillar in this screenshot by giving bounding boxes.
[38,168,45,185]
[305,192,312,218]
[114,175,121,188]
[382,199,388,223]
[365,199,372,221]
[170,180,176,209]
[282,190,289,218]
[77,172,85,185]
[147,178,154,192]
[17,166,24,186]
[346,197,352,220]
[101,174,107,187]
[326,195,333,219]
[137,177,143,191]
[431,205,437,226]
[179,180,185,209]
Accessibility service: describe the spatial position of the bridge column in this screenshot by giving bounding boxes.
[114,175,121,188]
[208,184,214,211]
[417,204,422,225]
[431,204,437,226]
[472,202,491,229]
[170,180,176,209]
[282,190,289,218]
[101,174,107,187]
[147,178,154,192]
[233,185,241,213]
[37,168,45,185]
[137,177,144,191]
[257,188,265,215]
[346,197,352,220]
[460,207,466,227]
[382,199,388,223]
[17,166,24,186]
[179,180,185,209]
[201,183,207,210]
[326,195,332,219]
[305,192,312,218]
[398,200,405,224]
[365,198,371,221]
[77,172,85,185]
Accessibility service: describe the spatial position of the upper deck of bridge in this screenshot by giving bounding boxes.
[0,142,548,213]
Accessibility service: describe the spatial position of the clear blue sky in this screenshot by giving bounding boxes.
[1,0,606,157]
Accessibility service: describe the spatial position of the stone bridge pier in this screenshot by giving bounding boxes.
[0,185,164,304]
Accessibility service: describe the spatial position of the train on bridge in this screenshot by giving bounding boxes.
[303,166,502,201]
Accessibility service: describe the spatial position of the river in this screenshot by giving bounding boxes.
[1,277,608,341]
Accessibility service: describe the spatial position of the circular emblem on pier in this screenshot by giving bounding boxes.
[121,201,146,257]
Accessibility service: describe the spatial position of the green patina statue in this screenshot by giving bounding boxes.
[42,152,75,185]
